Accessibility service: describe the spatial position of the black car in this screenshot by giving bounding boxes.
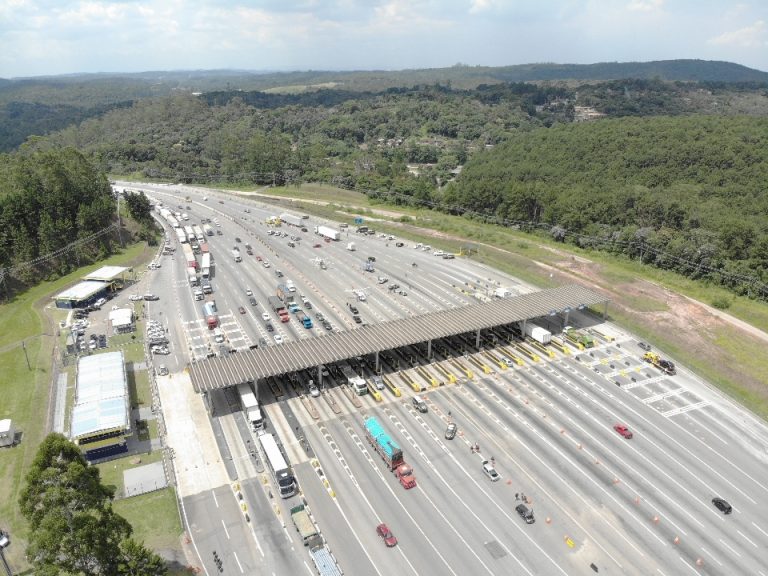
[266,323,274,332]
[516,504,535,524]
[638,341,652,351]
[323,322,333,331]
[249,297,258,306]
[348,304,359,314]
[445,422,457,440]
[712,497,732,514]
[235,237,241,243]
[315,312,325,321]
[395,242,404,247]
[353,315,362,324]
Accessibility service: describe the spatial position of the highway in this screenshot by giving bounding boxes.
[122,182,768,576]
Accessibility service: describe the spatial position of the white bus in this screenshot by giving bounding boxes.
[258,432,297,498]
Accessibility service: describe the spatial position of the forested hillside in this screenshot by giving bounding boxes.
[3,60,767,153]
[444,115,768,295]
[8,64,768,299]
[0,146,118,286]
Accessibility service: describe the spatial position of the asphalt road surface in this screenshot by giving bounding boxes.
[119,182,768,576]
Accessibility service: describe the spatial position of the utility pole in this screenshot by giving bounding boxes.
[116,194,124,248]
[21,341,30,371]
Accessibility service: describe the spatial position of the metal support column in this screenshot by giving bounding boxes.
[475,329,481,349]
[427,340,432,360]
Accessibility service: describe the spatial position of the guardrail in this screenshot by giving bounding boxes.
[526,339,555,358]
[483,351,507,369]
[382,374,401,397]
[467,354,492,374]
[399,371,422,392]
[434,362,457,383]
[416,366,440,388]
[450,358,474,379]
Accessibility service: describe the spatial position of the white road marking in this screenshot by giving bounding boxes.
[233,550,243,573]
[737,529,757,548]
[221,518,230,539]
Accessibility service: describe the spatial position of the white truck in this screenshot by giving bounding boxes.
[231,248,242,263]
[280,213,303,227]
[237,383,264,431]
[493,287,513,298]
[341,364,368,396]
[285,279,296,293]
[522,322,552,345]
[346,242,356,251]
[315,226,340,241]
[187,266,198,286]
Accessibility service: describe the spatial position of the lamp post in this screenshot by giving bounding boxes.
[0,529,13,576]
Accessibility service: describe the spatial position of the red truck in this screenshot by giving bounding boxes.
[364,416,416,489]
[203,301,219,329]
[268,295,290,323]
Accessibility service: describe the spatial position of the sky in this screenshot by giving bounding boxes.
[1,0,767,78]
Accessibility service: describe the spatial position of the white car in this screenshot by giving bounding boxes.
[129,294,143,301]
[261,312,271,321]
[263,261,271,268]
[246,288,253,296]
[273,334,284,344]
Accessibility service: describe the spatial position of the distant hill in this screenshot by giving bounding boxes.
[1,59,766,152]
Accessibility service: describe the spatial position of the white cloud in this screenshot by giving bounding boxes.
[709,19,767,47]
[627,0,664,13]
[469,0,492,14]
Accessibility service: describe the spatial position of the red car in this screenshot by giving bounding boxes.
[255,255,263,261]
[376,523,397,547]
[614,424,633,439]
[313,243,322,248]
[238,306,246,315]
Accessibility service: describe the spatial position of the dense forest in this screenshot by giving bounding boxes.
[3,61,768,298]
[442,116,768,296]
[3,59,768,152]
[0,146,118,287]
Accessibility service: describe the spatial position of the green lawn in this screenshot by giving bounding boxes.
[97,451,165,495]
[0,241,151,570]
[113,487,183,551]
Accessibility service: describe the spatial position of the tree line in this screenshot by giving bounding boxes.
[0,145,119,288]
[15,77,768,299]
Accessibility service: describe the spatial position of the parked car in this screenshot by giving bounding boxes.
[376,523,398,547]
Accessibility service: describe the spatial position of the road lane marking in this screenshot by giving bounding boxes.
[221,518,230,539]
[718,538,741,557]
[233,551,243,573]
[737,530,757,548]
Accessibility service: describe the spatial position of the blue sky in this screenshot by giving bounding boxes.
[1,0,766,78]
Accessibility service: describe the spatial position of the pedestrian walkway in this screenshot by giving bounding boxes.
[157,371,230,497]
[53,372,68,434]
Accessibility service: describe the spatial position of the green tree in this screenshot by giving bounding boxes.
[19,434,167,576]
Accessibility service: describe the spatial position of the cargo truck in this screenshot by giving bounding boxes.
[268,295,290,322]
[522,322,552,345]
[200,253,211,279]
[308,537,343,576]
[192,224,205,242]
[237,382,264,430]
[187,266,198,286]
[203,223,214,236]
[346,242,356,251]
[203,301,218,329]
[363,416,416,489]
[642,352,676,375]
[182,244,197,269]
[563,326,595,348]
[295,310,313,329]
[291,504,319,545]
[341,365,368,395]
[280,213,303,227]
[277,283,295,303]
[314,226,340,241]
[175,227,187,244]
[231,248,242,263]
